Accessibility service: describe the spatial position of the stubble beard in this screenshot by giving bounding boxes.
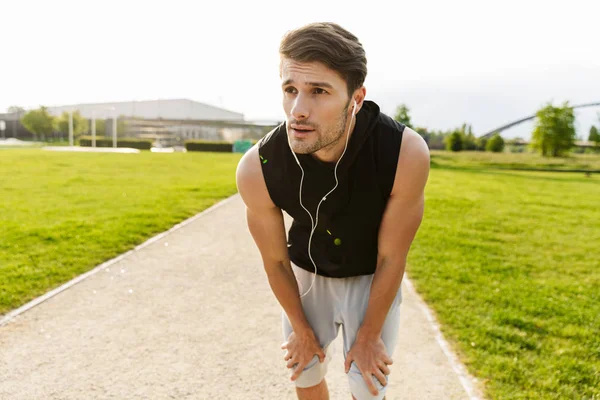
[289,104,350,155]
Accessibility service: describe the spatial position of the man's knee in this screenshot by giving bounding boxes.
[347,364,388,400]
[292,355,329,389]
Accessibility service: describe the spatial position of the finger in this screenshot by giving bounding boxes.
[374,368,387,387]
[286,359,297,369]
[318,348,326,363]
[281,342,288,350]
[344,354,353,373]
[378,362,391,376]
[291,361,307,381]
[384,355,393,365]
[361,369,379,396]
[284,351,292,361]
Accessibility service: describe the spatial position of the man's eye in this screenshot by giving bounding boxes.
[284,87,297,94]
[313,88,327,94]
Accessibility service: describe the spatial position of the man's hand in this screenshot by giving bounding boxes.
[344,334,392,396]
[281,330,326,382]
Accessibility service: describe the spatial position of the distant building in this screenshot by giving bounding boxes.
[1,99,279,144]
[0,111,29,139]
[45,99,244,122]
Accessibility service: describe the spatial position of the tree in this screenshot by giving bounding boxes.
[424,129,447,150]
[486,134,505,153]
[461,123,477,151]
[445,131,463,152]
[57,111,89,139]
[7,106,25,113]
[20,106,56,140]
[477,136,489,151]
[589,125,600,153]
[530,101,576,157]
[588,125,600,145]
[394,104,412,128]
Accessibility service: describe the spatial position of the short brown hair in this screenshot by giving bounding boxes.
[279,22,367,99]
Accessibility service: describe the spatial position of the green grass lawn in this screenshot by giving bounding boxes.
[1,148,598,398]
[0,148,242,316]
[408,163,600,399]
[431,149,600,171]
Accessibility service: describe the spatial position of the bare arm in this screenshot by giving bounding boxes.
[358,127,430,338]
[237,145,326,380]
[344,127,430,396]
[235,144,312,334]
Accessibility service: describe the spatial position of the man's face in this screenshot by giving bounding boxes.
[280,58,352,155]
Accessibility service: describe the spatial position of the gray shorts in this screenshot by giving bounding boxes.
[282,263,403,400]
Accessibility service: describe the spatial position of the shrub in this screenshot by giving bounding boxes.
[184,139,259,153]
[185,140,234,152]
[486,134,505,153]
[445,131,463,152]
[79,136,152,150]
[476,137,489,151]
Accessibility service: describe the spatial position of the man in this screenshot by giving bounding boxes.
[236,22,430,400]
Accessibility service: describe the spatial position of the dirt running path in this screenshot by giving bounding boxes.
[0,194,484,399]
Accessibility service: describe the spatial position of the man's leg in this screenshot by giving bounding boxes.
[342,275,403,400]
[296,379,329,400]
[282,264,340,398]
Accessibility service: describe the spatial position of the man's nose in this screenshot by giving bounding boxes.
[291,97,310,121]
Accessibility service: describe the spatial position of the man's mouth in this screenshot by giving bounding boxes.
[290,125,315,136]
[291,124,314,131]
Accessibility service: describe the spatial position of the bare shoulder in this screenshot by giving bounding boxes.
[235,144,277,210]
[391,127,431,197]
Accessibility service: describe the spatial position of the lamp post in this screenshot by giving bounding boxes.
[112,111,117,148]
[68,110,74,147]
[91,111,96,147]
[89,106,115,148]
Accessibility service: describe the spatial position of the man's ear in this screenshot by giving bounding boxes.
[351,86,367,114]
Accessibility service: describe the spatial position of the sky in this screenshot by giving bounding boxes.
[1,0,599,139]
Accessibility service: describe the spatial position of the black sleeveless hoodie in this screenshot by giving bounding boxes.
[258,100,404,278]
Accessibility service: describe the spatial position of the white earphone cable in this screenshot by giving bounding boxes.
[287,101,357,298]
